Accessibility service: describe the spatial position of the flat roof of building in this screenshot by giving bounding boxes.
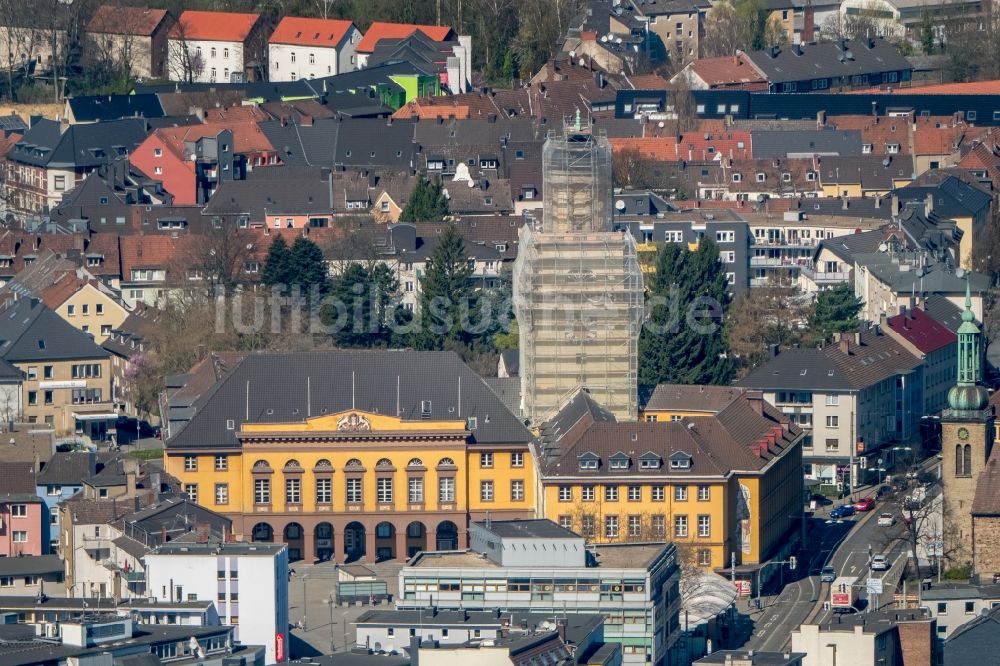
[408,543,670,570]
[354,610,604,646]
[475,519,580,540]
[149,541,286,556]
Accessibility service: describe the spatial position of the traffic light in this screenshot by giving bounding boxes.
[789,556,797,571]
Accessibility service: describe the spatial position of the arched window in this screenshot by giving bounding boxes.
[438,457,456,467]
[955,444,962,476]
[315,459,333,469]
[253,460,271,469]
[345,458,363,468]
[964,445,972,477]
[376,458,393,468]
[407,458,424,467]
[284,459,301,469]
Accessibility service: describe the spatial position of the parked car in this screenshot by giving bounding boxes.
[820,566,837,582]
[875,485,891,500]
[830,505,857,519]
[877,513,896,527]
[811,494,833,506]
[871,554,890,571]
[854,497,877,512]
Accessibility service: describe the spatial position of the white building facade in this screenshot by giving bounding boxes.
[144,542,289,665]
[268,17,362,82]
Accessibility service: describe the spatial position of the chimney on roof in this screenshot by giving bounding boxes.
[817,110,826,128]
[925,192,934,216]
[891,194,900,216]
[839,336,850,354]
[746,390,764,414]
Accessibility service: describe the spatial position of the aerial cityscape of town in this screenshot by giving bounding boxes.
[2,0,1000,665]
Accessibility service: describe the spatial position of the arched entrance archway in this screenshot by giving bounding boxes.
[375,522,396,562]
[316,522,334,561]
[251,522,273,542]
[284,522,304,561]
[436,520,458,550]
[344,521,366,562]
[405,521,427,558]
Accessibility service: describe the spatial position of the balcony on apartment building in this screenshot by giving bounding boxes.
[799,265,851,284]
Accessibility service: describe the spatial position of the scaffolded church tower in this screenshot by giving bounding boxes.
[513,117,644,423]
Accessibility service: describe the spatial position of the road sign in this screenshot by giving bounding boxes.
[735,580,751,597]
[867,578,884,595]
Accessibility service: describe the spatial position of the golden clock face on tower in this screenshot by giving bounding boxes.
[959,427,970,440]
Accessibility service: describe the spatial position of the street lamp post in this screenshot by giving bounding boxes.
[301,573,309,632]
[328,596,335,654]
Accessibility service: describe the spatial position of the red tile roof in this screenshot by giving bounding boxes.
[154,121,275,160]
[610,131,752,162]
[269,16,355,47]
[831,115,910,155]
[355,22,453,54]
[682,54,767,89]
[392,99,472,120]
[170,11,261,42]
[629,73,668,90]
[885,307,956,354]
[120,235,195,278]
[88,5,169,35]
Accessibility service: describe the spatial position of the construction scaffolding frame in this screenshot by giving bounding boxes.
[513,123,643,423]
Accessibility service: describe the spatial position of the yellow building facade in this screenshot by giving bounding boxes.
[537,389,803,570]
[165,360,536,563]
[53,282,129,344]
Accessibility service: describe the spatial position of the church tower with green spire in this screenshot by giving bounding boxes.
[941,278,994,567]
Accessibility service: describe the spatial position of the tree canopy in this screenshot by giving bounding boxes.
[639,239,734,386]
[400,177,449,223]
[807,283,863,344]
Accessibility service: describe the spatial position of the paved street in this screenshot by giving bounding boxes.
[745,457,940,652]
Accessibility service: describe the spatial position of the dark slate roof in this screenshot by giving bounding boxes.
[334,118,416,169]
[943,604,1000,663]
[259,119,340,167]
[853,252,991,294]
[304,61,434,97]
[0,554,63,576]
[737,347,850,391]
[745,38,912,84]
[922,294,965,333]
[484,376,521,418]
[645,384,746,413]
[739,326,922,391]
[36,451,96,485]
[8,118,149,168]
[0,297,109,363]
[897,175,993,218]
[136,80,316,102]
[475,518,579,539]
[751,129,863,157]
[203,168,333,218]
[816,228,892,264]
[166,351,532,449]
[67,94,165,122]
[820,155,914,189]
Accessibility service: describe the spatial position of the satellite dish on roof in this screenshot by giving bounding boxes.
[756,194,767,203]
[956,268,966,279]
[878,243,888,252]
[615,200,626,210]
[916,267,926,277]
[882,158,891,167]
[845,51,854,59]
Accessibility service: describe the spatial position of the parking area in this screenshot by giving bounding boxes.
[287,561,403,659]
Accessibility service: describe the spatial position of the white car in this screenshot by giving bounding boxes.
[877,513,896,527]
[871,554,890,571]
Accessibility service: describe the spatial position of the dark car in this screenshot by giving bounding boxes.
[811,494,833,506]
[875,485,891,500]
[830,505,857,519]
[820,566,837,582]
